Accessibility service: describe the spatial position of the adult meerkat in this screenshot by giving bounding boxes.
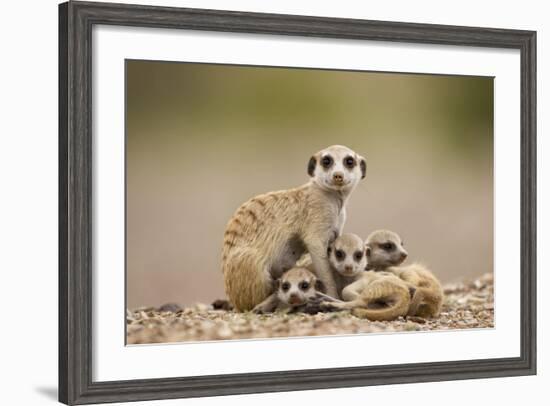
[321,233,412,321]
[222,145,366,311]
[365,229,444,318]
[252,267,338,314]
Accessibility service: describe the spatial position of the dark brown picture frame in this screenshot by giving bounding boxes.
[59,1,537,404]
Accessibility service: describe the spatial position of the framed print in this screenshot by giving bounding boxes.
[59,1,536,404]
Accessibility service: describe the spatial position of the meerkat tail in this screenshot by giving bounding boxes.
[223,249,271,312]
[351,280,410,321]
[351,294,409,321]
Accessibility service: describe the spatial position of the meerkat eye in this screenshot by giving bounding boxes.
[335,249,345,261]
[354,251,363,261]
[381,242,395,251]
[281,282,291,292]
[299,281,310,291]
[321,155,333,168]
[344,156,356,168]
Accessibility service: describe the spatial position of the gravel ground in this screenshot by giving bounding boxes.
[127,273,494,344]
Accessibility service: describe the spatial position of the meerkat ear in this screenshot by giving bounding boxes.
[366,246,371,257]
[314,279,327,293]
[307,156,316,177]
[327,246,332,255]
[359,156,367,179]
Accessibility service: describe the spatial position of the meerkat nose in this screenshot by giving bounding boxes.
[345,265,353,272]
[289,293,300,304]
[332,172,344,184]
[400,251,408,260]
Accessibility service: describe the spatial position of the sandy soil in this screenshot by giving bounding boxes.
[126,273,494,344]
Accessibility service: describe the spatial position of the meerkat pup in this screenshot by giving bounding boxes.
[222,145,366,311]
[365,229,444,318]
[252,267,338,314]
[326,233,368,295]
[320,233,412,321]
[295,233,366,294]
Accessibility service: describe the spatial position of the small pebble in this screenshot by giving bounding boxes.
[158,303,182,313]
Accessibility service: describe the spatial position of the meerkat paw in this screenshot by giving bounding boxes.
[318,301,344,312]
[252,303,273,314]
[289,302,321,315]
[252,307,269,315]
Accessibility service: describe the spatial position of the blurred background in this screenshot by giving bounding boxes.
[126,60,493,309]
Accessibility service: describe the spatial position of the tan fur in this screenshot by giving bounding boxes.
[323,270,412,321]
[314,233,411,321]
[388,264,443,318]
[326,233,366,296]
[222,145,366,311]
[365,229,444,318]
[297,233,365,296]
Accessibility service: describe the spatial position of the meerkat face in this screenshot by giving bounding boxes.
[365,229,408,269]
[277,267,319,307]
[308,145,366,192]
[327,233,366,277]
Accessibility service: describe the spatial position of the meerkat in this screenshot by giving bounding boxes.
[293,233,365,296]
[365,229,444,318]
[319,233,412,320]
[326,233,368,295]
[293,233,368,314]
[222,145,366,311]
[252,267,339,314]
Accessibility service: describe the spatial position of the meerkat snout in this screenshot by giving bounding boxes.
[328,233,367,278]
[332,172,344,185]
[288,293,301,305]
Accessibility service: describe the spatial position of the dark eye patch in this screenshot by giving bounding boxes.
[281,282,291,292]
[381,242,396,251]
[344,156,356,169]
[354,250,363,261]
[335,249,345,261]
[321,155,333,169]
[299,281,310,291]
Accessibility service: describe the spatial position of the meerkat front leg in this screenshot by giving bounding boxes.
[320,298,364,311]
[307,241,338,298]
[315,292,343,302]
[252,293,280,314]
[335,207,346,238]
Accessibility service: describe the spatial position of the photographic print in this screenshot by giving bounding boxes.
[125,61,494,344]
[60,3,536,403]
